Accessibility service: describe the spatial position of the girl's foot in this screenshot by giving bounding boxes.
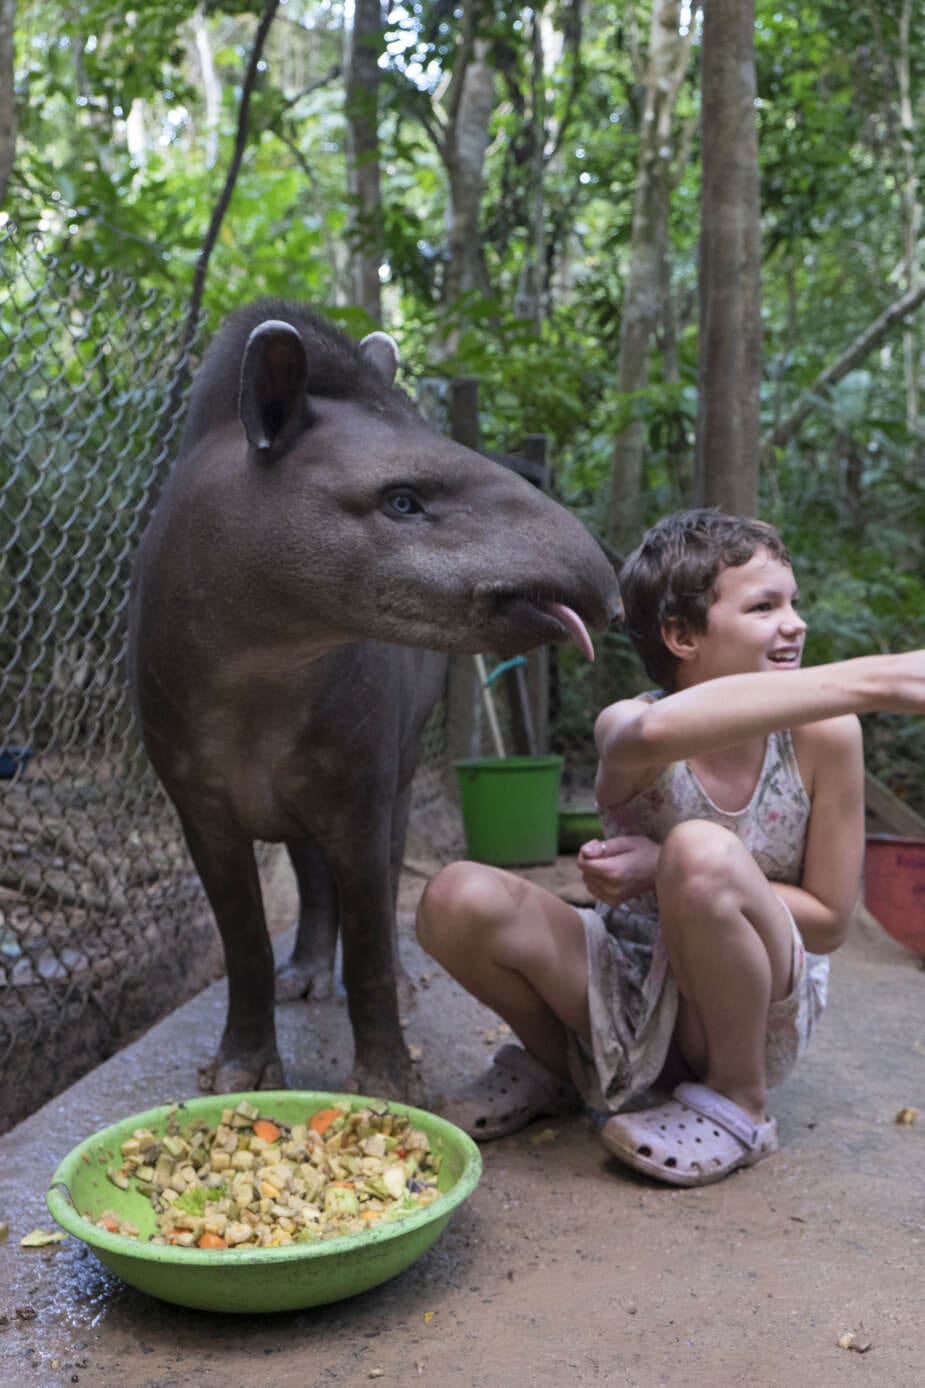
[600,1081,778,1187]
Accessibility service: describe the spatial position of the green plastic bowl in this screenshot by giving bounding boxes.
[46,1090,482,1314]
[557,808,603,854]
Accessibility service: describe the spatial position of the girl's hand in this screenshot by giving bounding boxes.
[577,835,661,907]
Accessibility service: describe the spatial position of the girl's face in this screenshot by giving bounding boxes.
[671,549,807,687]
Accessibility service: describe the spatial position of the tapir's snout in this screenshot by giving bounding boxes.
[473,560,620,664]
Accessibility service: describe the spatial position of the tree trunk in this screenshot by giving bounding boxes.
[513,12,548,331]
[0,0,15,207]
[897,0,921,436]
[345,0,383,323]
[156,0,280,469]
[607,0,696,554]
[442,0,495,319]
[766,280,925,451]
[194,7,222,170]
[694,0,761,515]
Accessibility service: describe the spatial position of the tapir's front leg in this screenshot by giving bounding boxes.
[180,816,285,1093]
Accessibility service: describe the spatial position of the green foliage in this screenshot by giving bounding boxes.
[763,442,925,813]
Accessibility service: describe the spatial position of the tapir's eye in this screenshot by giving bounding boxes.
[382,487,425,519]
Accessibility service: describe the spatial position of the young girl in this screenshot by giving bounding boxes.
[415,508,925,1186]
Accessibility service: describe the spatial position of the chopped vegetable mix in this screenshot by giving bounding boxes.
[90,1101,443,1250]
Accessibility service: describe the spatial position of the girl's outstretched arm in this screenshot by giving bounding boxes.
[595,650,925,807]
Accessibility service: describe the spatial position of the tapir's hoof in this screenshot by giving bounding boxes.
[274,958,335,1003]
[345,1054,423,1106]
[197,1051,287,1094]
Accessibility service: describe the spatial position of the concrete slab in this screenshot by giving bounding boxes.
[1,867,923,1388]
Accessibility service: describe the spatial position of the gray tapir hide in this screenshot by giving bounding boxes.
[129,299,619,1099]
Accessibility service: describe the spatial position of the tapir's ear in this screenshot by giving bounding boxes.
[359,330,400,386]
[239,320,310,456]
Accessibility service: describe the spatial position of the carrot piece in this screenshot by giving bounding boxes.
[252,1119,281,1144]
[329,1180,354,1189]
[198,1231,228,1249]
[101,1216,120,1233]
[309,1108,341,1136]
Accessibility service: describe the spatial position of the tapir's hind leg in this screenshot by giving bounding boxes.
[326,819,417,1102]
[180,816,285,1093]
[275,837,340,1002]
[389,782,418,1017]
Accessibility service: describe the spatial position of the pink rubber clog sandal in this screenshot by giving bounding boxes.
[600,1082,779,1187]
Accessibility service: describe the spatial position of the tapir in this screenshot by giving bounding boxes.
[128,299,619,1099]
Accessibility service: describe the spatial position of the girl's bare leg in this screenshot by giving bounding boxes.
[655,820,795,1120]
[415,862,591,1081]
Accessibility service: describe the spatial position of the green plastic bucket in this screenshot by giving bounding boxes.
[454,755,564,866]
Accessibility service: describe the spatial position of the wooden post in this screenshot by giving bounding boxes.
[443,385,553,764]
[521,434,550,754]
[445,379,482,772]
[449,378,481,452]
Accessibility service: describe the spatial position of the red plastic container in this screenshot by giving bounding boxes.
[864,835,925,956]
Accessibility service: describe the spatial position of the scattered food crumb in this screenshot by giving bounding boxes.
[20,1228,67,1247]
[408,1044,423,1062]
[895,1107,918,1126]
[424,1311,435,1323]
[369,1370,384,1379]
[0,1221,8,1243]
[837,1331,873,1353]
[530,1128,558,1146]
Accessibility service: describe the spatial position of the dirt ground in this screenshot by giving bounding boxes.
[1,852,923,1388]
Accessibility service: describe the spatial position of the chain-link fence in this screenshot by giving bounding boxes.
[0,228,222,1131]
[0,229,471,1134]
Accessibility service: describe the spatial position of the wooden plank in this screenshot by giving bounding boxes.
[449,378,480,452]
[865,771,925,838]
[490,451,546,486]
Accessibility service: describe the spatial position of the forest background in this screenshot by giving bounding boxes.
[2,0,923,813]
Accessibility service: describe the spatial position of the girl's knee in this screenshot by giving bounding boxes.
[656,820,743,915]
[415,861,518,958]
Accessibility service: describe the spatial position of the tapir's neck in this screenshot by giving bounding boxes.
[214,630,351,685]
